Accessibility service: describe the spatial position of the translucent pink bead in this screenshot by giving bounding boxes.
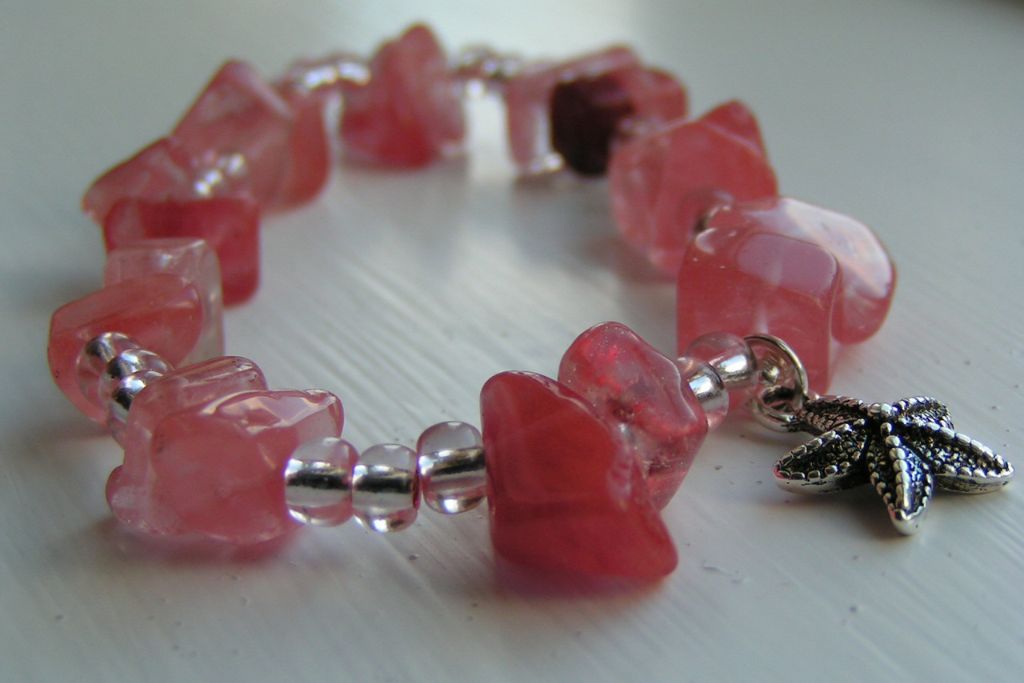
[677,229,842,392]
[102,197,261,305]
[274,86,331,208]
[104,238,224,363]
[81,137,200,224]
[703,197,896,344]
[119,354,267,459]
[340,24,465,167]
[48,275,205,423]
[609,100,778,275]
[106,389,343,543]
[677,198,897,393]
[171,60,293,206]
[284,437,359,526]
[504,46,639,174]
[558,322,708,509]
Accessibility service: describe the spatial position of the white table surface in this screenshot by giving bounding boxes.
[3,1,1023,681]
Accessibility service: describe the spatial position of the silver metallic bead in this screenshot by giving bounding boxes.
[284,437,358,527]
[676,357,728,430]
[101,348,173,396]
[417,421,487,514]
[107,369,166,427]
[76,332,141,409]
[352,444,419,533]
[684,332,758,389]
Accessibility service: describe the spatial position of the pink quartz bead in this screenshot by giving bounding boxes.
[82,137,200,224]
[106,388,343,543]
[558,322,707,509]
[481,371,677,580]
[698,99,768,156]
[103,196,260,305]
[340,24,465,167]
[609,101,779,276]
[104,238,225,364]
[703,197,896,344]
[48,274,205,423]
[274,86,331,207]
[677,229,842,392]
[121,356,267,453]
[504,46,640,174]
[171,60,293,207]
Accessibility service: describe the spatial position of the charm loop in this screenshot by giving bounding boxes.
[745,334,816,432]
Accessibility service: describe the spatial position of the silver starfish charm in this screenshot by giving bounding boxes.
[774,395,1014,534]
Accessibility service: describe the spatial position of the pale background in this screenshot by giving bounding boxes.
[2,1,1023,681]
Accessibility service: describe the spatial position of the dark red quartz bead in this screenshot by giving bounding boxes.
[549,71,636,176]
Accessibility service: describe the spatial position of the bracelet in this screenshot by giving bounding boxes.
[47,23,1013,582]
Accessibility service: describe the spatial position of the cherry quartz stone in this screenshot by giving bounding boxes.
[274,85,331,207]
[82,137,199,224]
[559,322,707,509]
[107,388,343,543]
[609,100,778,276]
[505,46,639,174]
[83,61,329,220]
[340,24,465,167]
[171,60,293,207]
[549,65,687,176]
[48,274,204,423]
[703,197,896,344]
[104,238,225,364]
[103,196,260,305]
[481,371,677,580]
[678,229,843,392]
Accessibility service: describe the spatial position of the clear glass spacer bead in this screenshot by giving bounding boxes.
[284,437,358,526]
[417,421,487,514]
[352,444,420,533]
[75,332,141,411]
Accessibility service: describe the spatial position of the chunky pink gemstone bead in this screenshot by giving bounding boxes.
[505,46,639,174]
[104,238,225,364]
[704,197,896,344]
[107,388,343,543]
[340,24,465,167]
[103,197,260,305]
[558,322,707,509]
[677,229,842,392]
[609,101,778,275]
[481,371,677,580]
[274,86,331,207]
[82,137,200,224]
[698,99,768,156]
[171,60,293,207]
[121,356,268,455]
[48,274,205,423]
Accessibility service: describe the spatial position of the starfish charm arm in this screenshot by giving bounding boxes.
[897,419,1014,493]
[774,420,870,492]
[867,424,934,534]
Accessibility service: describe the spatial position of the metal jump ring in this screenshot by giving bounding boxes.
[744,334,816,432]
